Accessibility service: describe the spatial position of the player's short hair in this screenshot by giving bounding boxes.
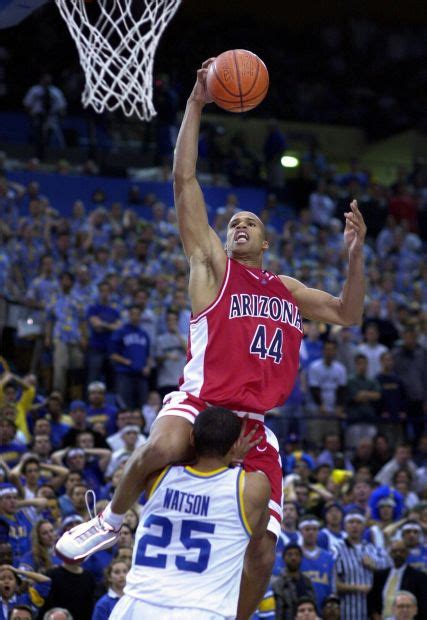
[193,407,242,458]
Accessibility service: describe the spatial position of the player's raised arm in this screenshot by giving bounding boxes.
[172,59,224,267]
[281,200,366,326]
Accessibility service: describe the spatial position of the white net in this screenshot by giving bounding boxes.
[54,0,182,121]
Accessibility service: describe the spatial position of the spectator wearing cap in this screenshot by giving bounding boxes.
[44,271,87,399]
[336,511,390,620]
[105,426,146,479]
[298,515,334,611]
[0,483,32,562]
[345,353,381,450]
[87,382,118,436]
[368,539,427,620]
[0,563,51,620]
[110,306,152,410]
[86,282,121,387]
[321,594,340,620]
[0,421,26,468]
[317,502,345,558]
[399,521,427,574]
[272,543,316,620]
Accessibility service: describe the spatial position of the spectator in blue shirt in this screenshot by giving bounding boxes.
[0,483,32,562]
[110,306,152,409]
[92,559,129,620]
[299,515,335,611]
[86,282,121,387]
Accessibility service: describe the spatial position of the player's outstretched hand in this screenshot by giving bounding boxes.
[231,416,262,465]
[343,199,367,255]
[189,58,215,106]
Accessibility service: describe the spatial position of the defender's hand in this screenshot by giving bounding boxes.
[231,416,262,465]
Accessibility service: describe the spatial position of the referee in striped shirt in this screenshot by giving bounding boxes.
[336,511,391,620]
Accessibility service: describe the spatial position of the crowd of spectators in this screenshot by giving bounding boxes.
[2,11,427,139]
[0,147,425,619]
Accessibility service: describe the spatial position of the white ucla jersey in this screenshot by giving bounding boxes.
[125,465,251,615]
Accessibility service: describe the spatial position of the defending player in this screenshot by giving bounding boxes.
[106,407,269,619]
[56,58,366,618]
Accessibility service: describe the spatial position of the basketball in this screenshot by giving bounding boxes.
[206,50,269,113]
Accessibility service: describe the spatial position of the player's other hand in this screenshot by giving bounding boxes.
[343,199,367,255]
[189,58,215,106]
[230,416,262,465]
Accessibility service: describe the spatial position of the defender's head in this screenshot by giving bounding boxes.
[192,407,242,459]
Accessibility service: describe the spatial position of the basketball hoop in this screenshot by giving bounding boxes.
[54,0,182,121]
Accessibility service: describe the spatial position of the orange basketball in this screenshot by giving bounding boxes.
[206,49,269,113]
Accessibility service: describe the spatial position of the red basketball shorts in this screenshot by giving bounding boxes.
[157,391,283,539]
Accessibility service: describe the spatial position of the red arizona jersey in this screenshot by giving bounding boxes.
[180,258,303,413]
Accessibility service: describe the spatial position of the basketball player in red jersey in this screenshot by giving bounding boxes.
[56,59,366,619]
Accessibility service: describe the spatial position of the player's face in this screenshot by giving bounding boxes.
[226,212,268,257]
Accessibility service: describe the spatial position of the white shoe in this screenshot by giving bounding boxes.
[55,512,120,563]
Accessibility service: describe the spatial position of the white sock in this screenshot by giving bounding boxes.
[103,503,125,530]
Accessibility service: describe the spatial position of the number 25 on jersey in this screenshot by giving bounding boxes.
[135,515,215,573]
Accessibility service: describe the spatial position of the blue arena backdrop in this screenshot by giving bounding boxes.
[0,0,49,28]
[6,170,269,219]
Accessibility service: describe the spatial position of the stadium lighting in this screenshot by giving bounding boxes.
[280,155,299,168]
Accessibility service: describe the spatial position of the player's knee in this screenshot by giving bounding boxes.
[143,432,189,472]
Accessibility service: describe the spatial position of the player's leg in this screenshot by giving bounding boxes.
[110,414,194,514]
[237,423,282,619]
[55,413,194,562]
